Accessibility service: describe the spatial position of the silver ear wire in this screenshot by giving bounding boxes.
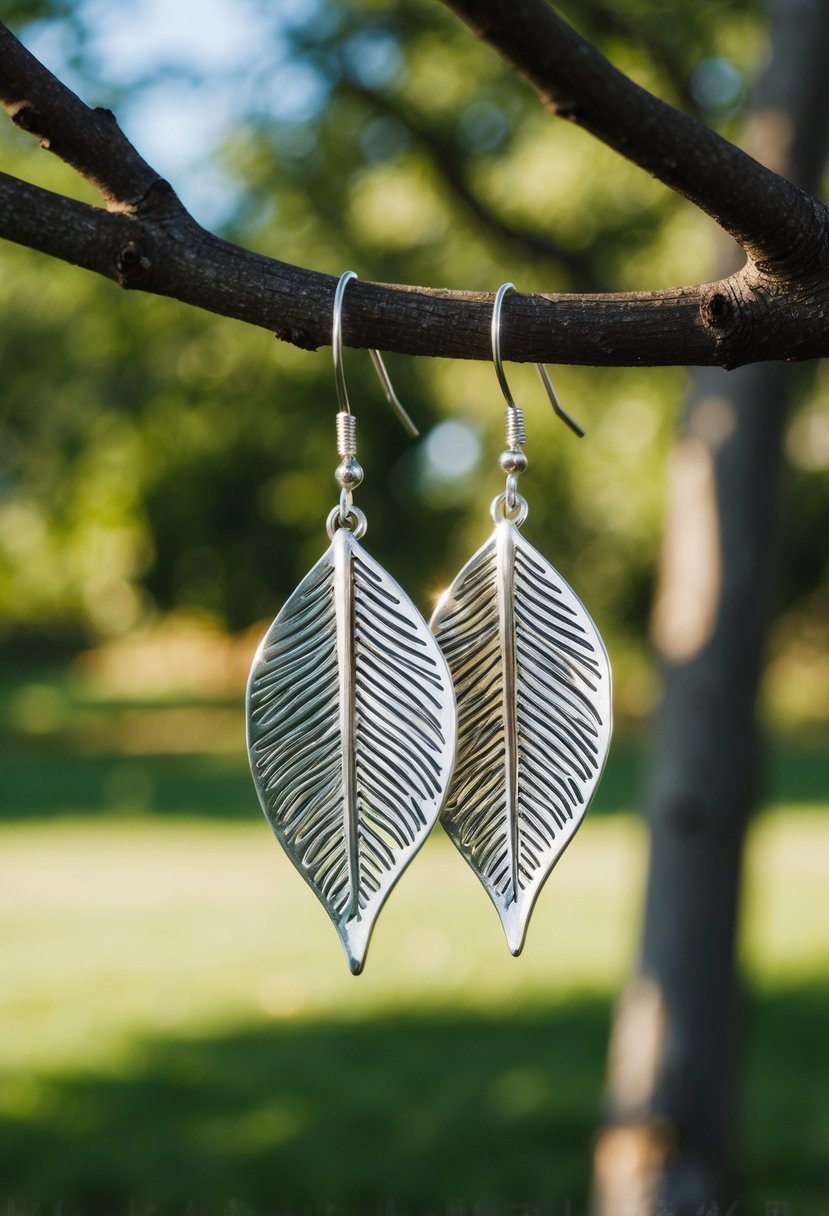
[491,282,521,413]
[491,282,585,439]
[333,271,419,439]
[536,362,585,439]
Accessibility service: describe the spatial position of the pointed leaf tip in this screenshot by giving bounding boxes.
[502,903,528,957]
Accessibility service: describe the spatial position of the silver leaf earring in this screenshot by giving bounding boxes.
[246,271,457,975]
[430,283,612,955]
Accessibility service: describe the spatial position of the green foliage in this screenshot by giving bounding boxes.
[1,0,826,723]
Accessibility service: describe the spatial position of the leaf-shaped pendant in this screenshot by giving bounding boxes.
[247,528,456,974]
[431,516,611,954]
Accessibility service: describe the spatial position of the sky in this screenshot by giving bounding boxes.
[21,0,330,224]
[12,1,488,488]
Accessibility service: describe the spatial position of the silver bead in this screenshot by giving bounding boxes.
[335,458,364,489]
[499,449,528,475]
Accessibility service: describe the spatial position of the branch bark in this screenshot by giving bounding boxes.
[443,0,825,271]
[0,22,157,207]
[0,168,711,361]
[2,9,829,367]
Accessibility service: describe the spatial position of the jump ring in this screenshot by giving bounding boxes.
[326,504,368,540]
[490,491,528,527]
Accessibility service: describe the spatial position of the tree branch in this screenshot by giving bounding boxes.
[567,0,704,119]
[3,13,829,368]
[0,21,159,209]
[442,0,829,276]
[0,167,720,362]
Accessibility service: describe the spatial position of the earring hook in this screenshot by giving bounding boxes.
[491,283,585,438]
[333,271,419,438]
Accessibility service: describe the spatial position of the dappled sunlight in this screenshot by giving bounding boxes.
[651,436,722,664]
[604,977,666,1115]
[0,802,824,1093]
[786,395,829,472]
[0,0,825,739]
[348,161,448,250]
[0,815,645,1081]
[8,693,242,756]
[71,706,241,756]
[72,615,259,700]
[3,621,268,754]
[1,2,828,1210]
[763,611,829,732]
[416,419,483,506]
[0,636,825,1211]
[741,808,829,983]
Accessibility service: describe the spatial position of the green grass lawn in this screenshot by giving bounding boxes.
[0,661,826,1214]
[0,785,827,1214]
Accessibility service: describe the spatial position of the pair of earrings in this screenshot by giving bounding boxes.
[246,273,612,974]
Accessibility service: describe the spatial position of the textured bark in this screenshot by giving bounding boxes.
[4,11,829,365]
[592,3,829,1210]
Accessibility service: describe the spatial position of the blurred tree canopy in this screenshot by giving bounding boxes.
[0,0,827,725]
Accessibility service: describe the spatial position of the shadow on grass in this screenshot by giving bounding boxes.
[0,747,256,822]
[1,1001,609,1215]
[1,986,828,1215]
[743,981,829,1209]
[0,747,644,823]
[2,737,827,826]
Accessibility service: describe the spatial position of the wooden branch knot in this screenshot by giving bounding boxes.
[274,325,320,351]
[698,272,777,368]
[115,240,151,284]
[701,289,732,330]
[8,101,49,147]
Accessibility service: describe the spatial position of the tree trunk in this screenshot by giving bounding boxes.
[592,3,829,1211]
